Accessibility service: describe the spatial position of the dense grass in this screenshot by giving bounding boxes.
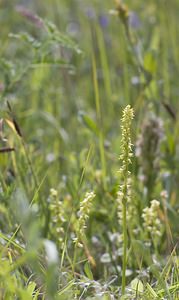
[0,0,179,299]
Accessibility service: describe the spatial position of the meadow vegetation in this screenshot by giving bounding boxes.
[0,0,179,299]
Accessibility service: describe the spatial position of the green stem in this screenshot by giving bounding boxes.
[92,51,107,190]
[72,245,77,276]
[121,145,129,295]
[122,198,127,295]
[21,138,39,189]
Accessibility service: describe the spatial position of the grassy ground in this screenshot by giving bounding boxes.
[0,0,179,299]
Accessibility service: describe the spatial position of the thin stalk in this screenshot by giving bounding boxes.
[122,199,127,295]
[121,150,129,295]
[92,52,107,189]
[72,243,78,275]
[96,25,113,114]
[21,138,39,189]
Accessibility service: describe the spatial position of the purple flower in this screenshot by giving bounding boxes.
[129,11,141,29]
[85,7,96,20]
[99,14,109,28]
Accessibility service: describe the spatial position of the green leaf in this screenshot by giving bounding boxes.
[144,52,157,75]
[131,278,144,294]
[78,111,100,136]
[84,261,94,280]
[146,283,158,298]
[44,20,82,54]
[58,280,75,296]
[27,281,36,296]
[9,32,41,49]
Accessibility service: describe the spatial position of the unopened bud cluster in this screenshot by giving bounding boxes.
[142,200,161,237]
[115,0,129,21]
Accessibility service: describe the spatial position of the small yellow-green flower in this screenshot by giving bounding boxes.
[142,200,162,238]
[117,105,134,225]
[74,191,95,247]
[49,188,66,248]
